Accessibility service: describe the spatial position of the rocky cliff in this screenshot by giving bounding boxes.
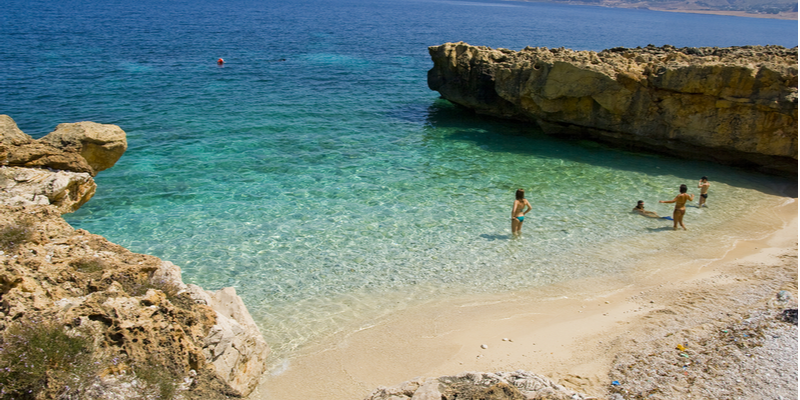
[428,42,798,175]
[0,116,268,399]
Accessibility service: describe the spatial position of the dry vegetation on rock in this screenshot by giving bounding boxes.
[0,115,268,399]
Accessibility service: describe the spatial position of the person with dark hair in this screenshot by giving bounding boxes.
[698,176,710,207]
[633,200,660,218]
[660,184,694,230]
[511,188,532,236]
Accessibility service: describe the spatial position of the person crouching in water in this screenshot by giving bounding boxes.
[633,200,660,218]
[511,188,532,236]
[660,184,694,230]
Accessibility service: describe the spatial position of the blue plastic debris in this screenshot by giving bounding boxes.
[612,381,621,386]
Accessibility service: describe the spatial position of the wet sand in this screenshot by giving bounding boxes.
[250,196,797,400]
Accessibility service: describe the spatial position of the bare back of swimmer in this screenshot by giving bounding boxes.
[659,184,694,230]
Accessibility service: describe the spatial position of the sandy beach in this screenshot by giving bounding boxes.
[250,193,797,400]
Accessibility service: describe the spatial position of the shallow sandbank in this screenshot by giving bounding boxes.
[250,195,797,400]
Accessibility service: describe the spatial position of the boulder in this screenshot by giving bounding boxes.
[40,121,127,174]
[428,43,798,175]
[0,166,96,213]
[0,115,127,176]
[0,115,33,146]
[203,287,270,396]
[153,262,271,397]
[0,115,94,174]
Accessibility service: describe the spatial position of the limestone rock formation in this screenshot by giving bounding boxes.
[428,43,798,174]
[365,371,591,400]
[0,116,269,398]
[0,115,126,176]
[0,167,96,213]
[153,263,270,397]
[40,121,128,174]
[0,205,269,399]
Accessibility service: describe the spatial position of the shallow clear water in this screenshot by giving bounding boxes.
[1,0,796,361]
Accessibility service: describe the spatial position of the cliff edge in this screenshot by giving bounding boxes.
[0,115,268,399]
[428,42,798,175]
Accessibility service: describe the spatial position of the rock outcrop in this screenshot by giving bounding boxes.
[0,115,126,176]
[0,167,96,213]
[0,116,269,399]
[40,121,128,174]
[428,43,798,175]
[365,371,591,400]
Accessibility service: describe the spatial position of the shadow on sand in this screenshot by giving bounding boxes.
[480,233,513,241]
[646,226,681,232]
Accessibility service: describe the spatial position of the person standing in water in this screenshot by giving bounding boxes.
[659,184,694,230]
[698,176,710,207]
[511,188,532,236]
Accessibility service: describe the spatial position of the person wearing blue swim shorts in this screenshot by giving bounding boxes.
[511,188,532,236]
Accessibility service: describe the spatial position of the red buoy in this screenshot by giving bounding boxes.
[217,58,225,65]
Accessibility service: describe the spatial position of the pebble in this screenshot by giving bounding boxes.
[481,344,488,349]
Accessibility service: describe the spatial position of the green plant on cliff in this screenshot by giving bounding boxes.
[70,257,107,274]
[131,360,180,400]
[119,275,183,300]
[0,218,34,252]
[0,318,99,399]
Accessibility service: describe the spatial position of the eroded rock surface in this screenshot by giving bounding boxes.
[0,115,269,398]
[428,43,798,174]
[365,371,591,400]
[0,115,126,176]
[0,167,96,213]
[41,121,128,174]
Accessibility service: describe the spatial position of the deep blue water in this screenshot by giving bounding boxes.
[1,0,796,358]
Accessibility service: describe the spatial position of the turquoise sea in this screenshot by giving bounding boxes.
[1,0,797,370]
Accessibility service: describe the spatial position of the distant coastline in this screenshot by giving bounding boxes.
[512,0,799,20]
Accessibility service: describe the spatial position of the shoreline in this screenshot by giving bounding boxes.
[250,194,797,399]
[645,7,797,20]
[511,0,798,20]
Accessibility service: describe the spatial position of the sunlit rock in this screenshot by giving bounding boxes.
[428,43,798,175]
